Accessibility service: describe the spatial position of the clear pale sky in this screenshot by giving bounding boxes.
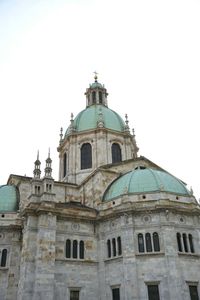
[0,0,200,199]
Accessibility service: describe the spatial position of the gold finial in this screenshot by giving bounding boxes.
[94,71,98,82]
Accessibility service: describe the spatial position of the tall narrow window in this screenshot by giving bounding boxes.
[70,290,80,300]
[1,249,7,267]
[99,91,103,104]
[92,91,96,104]
[63,153,67,178]
[112,238,116,257]
[189,234,195,253]
[112,288,120,300]
[73,240,78,259]
[147,285,160,300]
[66,239,71,258]
[81,143,92,169]
[177,233,182,252]
[79,241,84,259]
[107,239,111,258]
[183,233,188,252]
[153,232,160,252]
[138,233,145,253]
[112,143,122,163]
[117,237,122,255]
[189,285,199,300]
[146,233,152,252]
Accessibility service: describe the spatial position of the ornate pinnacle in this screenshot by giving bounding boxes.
[124,114,130,131]
[59,127,63,144]
[44,149,52,178]
[94,71,98,82]
[33,151,41,179]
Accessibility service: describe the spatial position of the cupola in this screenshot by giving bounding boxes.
[85,73,108,107]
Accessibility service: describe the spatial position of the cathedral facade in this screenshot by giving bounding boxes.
[0,76,200,300]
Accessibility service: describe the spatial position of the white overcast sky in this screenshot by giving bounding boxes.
[0,0,200,199]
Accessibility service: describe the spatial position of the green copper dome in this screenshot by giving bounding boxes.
[103,168,191,201]
[90,82,103,89]
[66,104,126,134]
[0,185,19,212]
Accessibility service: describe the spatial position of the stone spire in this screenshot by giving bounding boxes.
[44,149,52,178]
[33,151,41,179]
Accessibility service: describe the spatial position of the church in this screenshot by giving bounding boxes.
[0,75,200,300]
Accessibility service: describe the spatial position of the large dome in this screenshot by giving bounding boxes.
[66,104,126,135]
[0,185,19,212]
[103,168,191,201]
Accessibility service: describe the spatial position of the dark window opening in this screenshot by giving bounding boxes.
[138,233,145,253]
[189,285,199,300]
[70,290,79,300]
[112,238,116,257]
[189,234,195,253]
[117,237,122,255]
[153,232,160,252]
[112,288,120,300]
[66,239,71,258]
[46,184,52,192]
[146,233,152,252]
[183,233,188,252]
[99,91,103,104]
[112,143,122,163]
[92,91,96,104]
[73,240,78,258]
[107,239,111,258]
[1,249,7,267]
[81,143,92,169]
[35,186,40,195]
[147,285,160,300]
[177,233,182,252]
[79,241,84,259]
[63,153,67,177]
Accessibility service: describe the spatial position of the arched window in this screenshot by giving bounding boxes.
[177,233,182,252]
[73,240,78,258]
[112,238,116,257]
[117,237,122,255]
[1,249,7,267]
[112,143,122,163]
[188,234,194,253]
[66,239,71,258]
[138,234,145,253]
[92,91,96,104]
[183,233,188,252]
[63,153,67,178]
[81,143,92,169]
[153,232,160,252]
[145,233,152,252]
[79,241,84,259]
[107,240,111,258]
[99,91,103,104]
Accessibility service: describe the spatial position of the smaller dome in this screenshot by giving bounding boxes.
[0,185,19,212]
[103,168,191,201]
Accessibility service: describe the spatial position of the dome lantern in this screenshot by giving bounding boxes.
[85,73,108,107]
